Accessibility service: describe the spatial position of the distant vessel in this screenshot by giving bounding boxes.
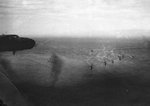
[0,34,36,55]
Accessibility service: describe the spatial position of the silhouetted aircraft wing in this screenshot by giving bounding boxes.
[0,34,36,55]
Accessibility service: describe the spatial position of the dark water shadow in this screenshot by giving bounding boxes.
[49,53,63,86]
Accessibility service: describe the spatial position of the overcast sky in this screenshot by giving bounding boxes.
[1,0,150,37]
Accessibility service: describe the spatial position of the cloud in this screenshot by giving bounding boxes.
[0,0,149,16]
[1,0,150,36]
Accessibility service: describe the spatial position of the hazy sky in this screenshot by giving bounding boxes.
[1,0,150,37]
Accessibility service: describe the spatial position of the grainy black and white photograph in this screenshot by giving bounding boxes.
[0,0,150,106]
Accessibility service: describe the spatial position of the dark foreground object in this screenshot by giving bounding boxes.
[0,34,36,55]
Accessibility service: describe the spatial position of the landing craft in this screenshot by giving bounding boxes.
[0,34,36,55]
